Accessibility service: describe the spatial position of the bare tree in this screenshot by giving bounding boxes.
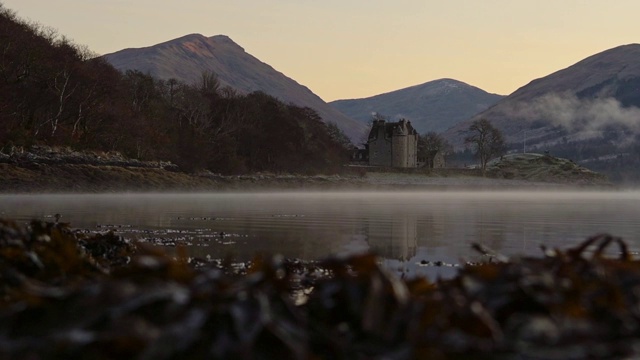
[464,118,505,173]
[419,131,452,168]
[199,71,220,96]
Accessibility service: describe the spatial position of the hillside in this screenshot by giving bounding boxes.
[104,34,367,141]
[0,4,354,177]
[443,44,640,149]
[330,78,503,134]
[441,44,640,183]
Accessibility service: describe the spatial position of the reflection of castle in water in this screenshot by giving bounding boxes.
[365,215,417,260]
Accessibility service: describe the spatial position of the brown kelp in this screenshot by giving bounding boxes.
[1,220,640,359]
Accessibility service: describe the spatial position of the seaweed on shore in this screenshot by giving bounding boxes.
[1,219,640,359]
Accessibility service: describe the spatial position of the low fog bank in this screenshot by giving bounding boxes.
[507,93,640,142]
[0,167,610,194]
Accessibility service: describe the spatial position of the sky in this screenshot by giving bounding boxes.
[2,0,639,102]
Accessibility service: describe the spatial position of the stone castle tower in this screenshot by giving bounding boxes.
[367,119,418,168]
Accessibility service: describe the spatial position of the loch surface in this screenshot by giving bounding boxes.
[1,190,638,278]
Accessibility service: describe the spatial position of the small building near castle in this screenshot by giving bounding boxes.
[367,119,418,168]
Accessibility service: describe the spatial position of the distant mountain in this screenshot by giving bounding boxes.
[443,44,640,150]
[103,34,367,141]
[329,79,504,134]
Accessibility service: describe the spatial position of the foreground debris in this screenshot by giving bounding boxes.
[1,220,639,359]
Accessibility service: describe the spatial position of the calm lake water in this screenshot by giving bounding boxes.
[1,190,639,278]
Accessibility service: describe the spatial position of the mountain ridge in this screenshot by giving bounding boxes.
[104,34,368,141]
[330,78,504,134]
[507,43,640,103]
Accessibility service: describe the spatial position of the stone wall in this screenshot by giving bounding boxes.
[392,135,408,167]
[407,133,418,167]
[368,124,392,167]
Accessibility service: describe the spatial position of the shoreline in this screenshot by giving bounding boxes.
[0,163,615,193]
[0,147,614,193]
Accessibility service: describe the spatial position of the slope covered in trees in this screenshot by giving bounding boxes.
[104,34,368,142]
[0,4,349,175]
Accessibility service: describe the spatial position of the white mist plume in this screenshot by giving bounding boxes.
[507,93,640,135]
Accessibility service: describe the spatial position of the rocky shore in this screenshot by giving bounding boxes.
[0,146,612,193]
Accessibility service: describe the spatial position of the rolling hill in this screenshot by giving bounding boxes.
[330,79,503,134]
[103,34,367,141]
[443,44,640,150]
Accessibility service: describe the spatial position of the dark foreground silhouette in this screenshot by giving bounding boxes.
[0,219,638,359]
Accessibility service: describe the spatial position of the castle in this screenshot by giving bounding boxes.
[367,119,418,168]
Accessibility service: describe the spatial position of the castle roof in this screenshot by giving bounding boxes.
[368,119,417,140]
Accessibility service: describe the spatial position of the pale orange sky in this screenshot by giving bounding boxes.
[2,0,638,101]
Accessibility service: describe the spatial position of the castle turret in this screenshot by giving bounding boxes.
[392,121,408,167]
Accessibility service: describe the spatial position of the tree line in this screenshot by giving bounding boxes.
[417,119,505,172]
[0,4,350,174]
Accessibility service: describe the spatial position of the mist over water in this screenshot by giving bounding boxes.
[1,190,639,278]
[506,93,640,144]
